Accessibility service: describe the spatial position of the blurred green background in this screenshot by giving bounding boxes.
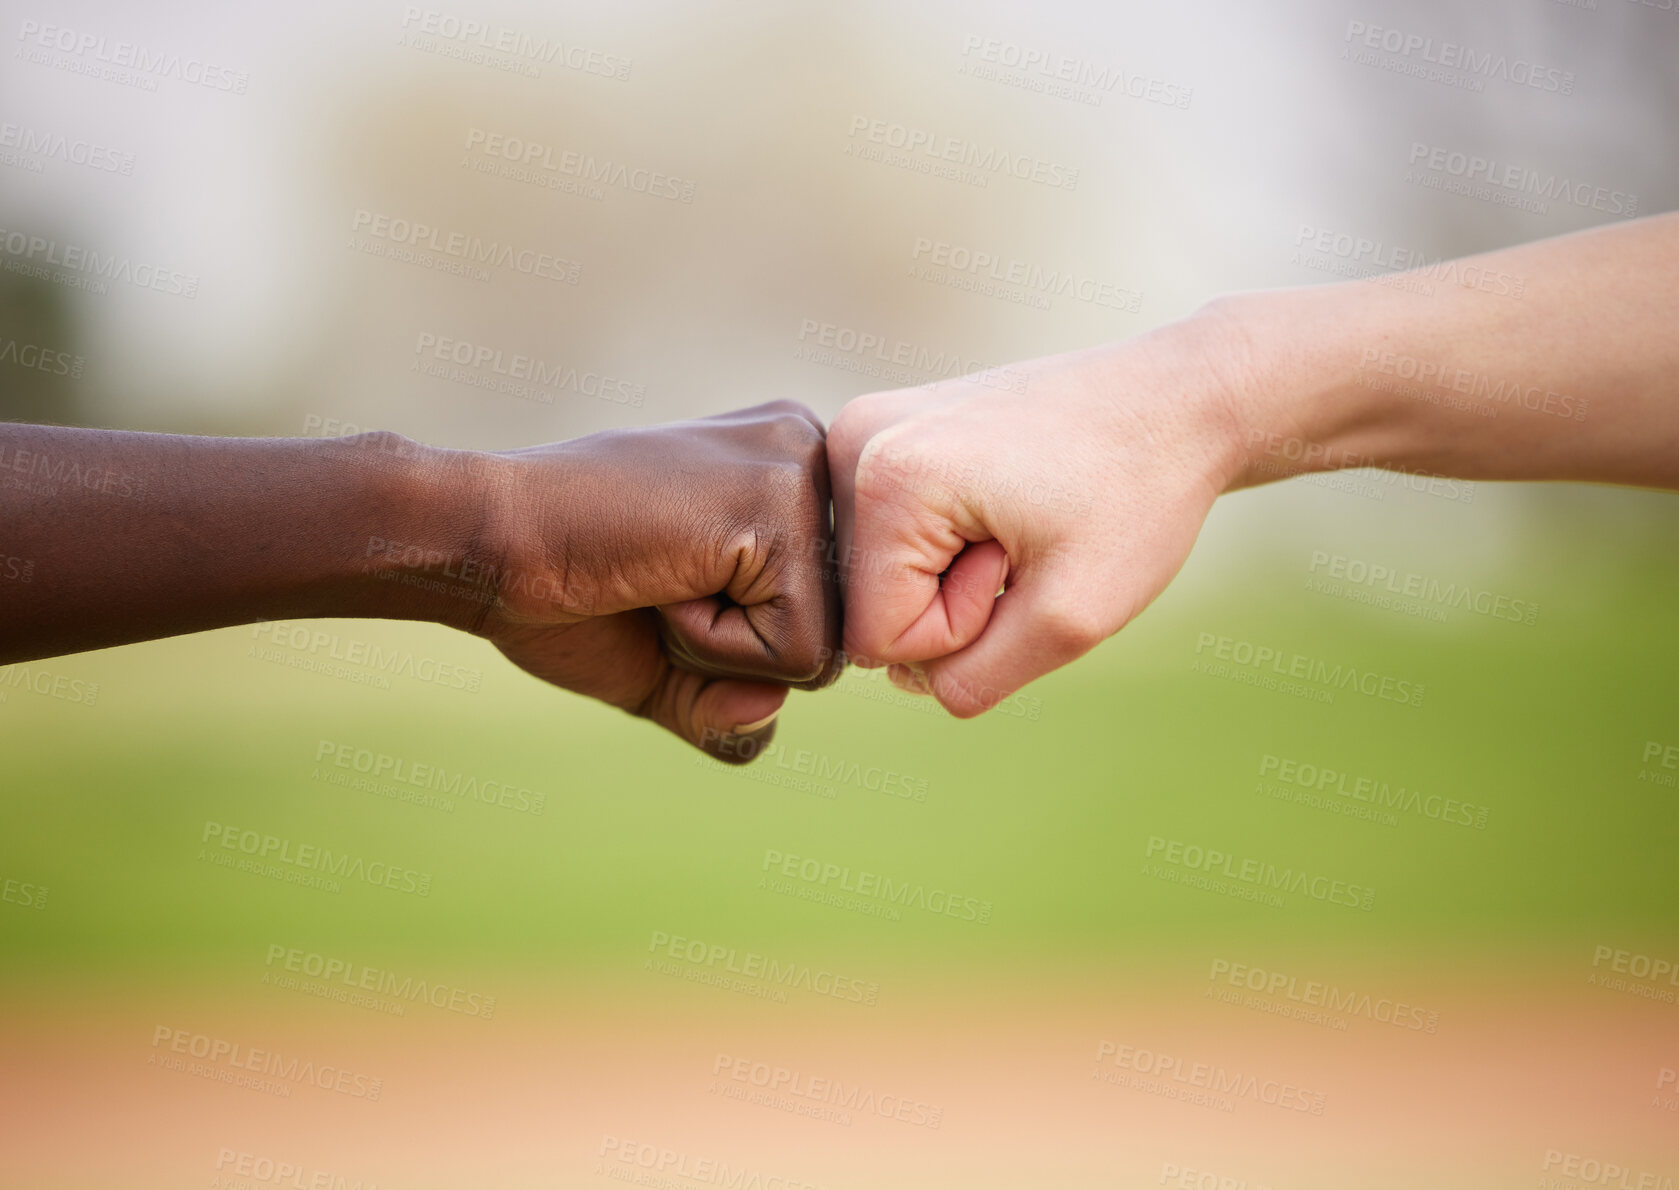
[3,0,1677,1184]
[5,508,1674,982]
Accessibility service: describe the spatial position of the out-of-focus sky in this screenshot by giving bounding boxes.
[6,8,1679,1188]
[2,0,1675,579]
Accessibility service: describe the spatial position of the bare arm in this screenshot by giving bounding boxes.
[827,214,1679,716]
[0,408,842,759]
[0,427,482,661]
[1220,211,1679,492]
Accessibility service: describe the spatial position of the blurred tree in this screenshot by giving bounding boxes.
[0,270,87,427]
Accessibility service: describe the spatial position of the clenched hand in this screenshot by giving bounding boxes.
[478,401,844,760]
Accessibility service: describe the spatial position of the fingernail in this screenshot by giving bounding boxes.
[731,709,781,735]
[888,663,931,696]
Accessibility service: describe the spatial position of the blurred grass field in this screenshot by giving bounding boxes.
[4,483,1675,989]
[5,481,1679,1190]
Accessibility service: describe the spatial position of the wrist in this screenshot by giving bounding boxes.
[334,432,514,632]
[1198,283,1422,492]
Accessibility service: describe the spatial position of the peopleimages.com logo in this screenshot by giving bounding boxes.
[150,1025,381,1099]
[645,931,880,1006]
[1259,753,1489,829]
[200,821,432,897]
[1407,142,1637,218]
[398,7,631,80]
[1540,1149,1675,1189]
[1192,631,1426,708]
[711,1052,944,1128]
[1093,1040,1327,1115]
[15,19,251,93]
[1207,957,1440,1033]
[760,848,991,922]
[1343,21,1576,94]
[0,225,198,296]
[1146,836,1376,911]
[264,943,495,1018]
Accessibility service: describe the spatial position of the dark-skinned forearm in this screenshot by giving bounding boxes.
[0,426,499,663]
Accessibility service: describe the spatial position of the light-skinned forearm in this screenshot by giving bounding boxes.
[825,213,1679,715]
[1215,211,1679,493]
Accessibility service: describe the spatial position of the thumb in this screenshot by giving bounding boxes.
[638,662,790,764]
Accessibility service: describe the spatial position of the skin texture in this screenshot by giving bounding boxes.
[478,402,845,758]
[827,212,1679,717]
[6,215,1677,738]
[826,327,1241,718]
[0,401,842,763]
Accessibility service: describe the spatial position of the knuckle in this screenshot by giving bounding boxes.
[850,424,917,508]
[758,398,819,424]
[930,672,990,719]
[755,458,818,516]
[1036,595,1106,653]
[827,396,892,468]
[762,405,824,454]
